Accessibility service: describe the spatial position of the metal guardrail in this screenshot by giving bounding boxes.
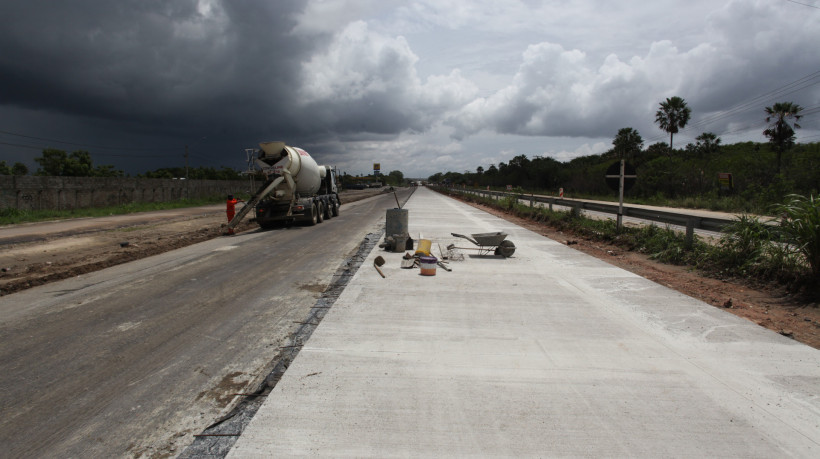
[445,188,738,245]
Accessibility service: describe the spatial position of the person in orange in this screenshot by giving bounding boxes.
[225,195,244,234]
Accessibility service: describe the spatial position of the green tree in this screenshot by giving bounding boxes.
[531,155,563,191]
[612,127,644,160]
[35,149,69,175]
[93,164,125,177]
[64,151,94,176]
[644,142,669,160]
[655,96,692,151]
[695,132,721,157]
[12,162,28,176]
[763,101,803,174]
[507,155,532,186]
[386,170,404,186]
[0,161,10,175]
[34,149,122,176]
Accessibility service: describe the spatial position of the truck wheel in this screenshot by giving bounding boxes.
[316,202,324,223]
[323,200,332,220]
[308,205,318,226]
[331,200,340,217]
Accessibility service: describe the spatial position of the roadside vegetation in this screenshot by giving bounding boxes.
[439,188,819,297]
[428,99,819,293]
[429,138,818,215]
[429,99,816,215]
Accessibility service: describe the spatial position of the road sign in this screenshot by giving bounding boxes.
[718,172,733,191]
[605,161,636,192]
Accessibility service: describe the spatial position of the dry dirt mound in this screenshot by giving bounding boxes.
[0,215,257,295]
[0,188,385,297]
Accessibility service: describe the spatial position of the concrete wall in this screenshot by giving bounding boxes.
[0,176,252,211]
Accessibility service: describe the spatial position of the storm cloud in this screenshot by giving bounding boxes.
[1,0,818,177]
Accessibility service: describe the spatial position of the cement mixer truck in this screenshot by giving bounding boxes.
[226,141,340,231]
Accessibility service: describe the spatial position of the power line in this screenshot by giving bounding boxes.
[783,0,820,9]
[189,152,233,162]
[645,69,820,144]
[0,141,46,151]
[684,71,819,130]
[0,129,179,151]
[0,141,172,158]
[683,76,820,133]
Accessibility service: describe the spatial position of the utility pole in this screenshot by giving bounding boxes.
[617,159,625,230]
[605,159,636,231]
[185,145,189,199]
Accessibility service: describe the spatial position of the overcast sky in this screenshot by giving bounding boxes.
[1,0,818,178]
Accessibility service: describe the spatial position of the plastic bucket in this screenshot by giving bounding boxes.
[415,239,432,256]
[419,255,437,276]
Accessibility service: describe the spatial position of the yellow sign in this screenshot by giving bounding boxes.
[373,163,380,171]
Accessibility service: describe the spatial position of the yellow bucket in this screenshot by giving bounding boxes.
[415,239,432,256]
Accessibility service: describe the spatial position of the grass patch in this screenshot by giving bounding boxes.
[0,197,229,225]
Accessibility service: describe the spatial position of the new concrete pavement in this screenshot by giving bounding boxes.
[229,186,819,457]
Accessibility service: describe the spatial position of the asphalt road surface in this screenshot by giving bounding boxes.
[0,189,412,457]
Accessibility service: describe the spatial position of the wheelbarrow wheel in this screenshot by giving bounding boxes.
[495,240,516,257]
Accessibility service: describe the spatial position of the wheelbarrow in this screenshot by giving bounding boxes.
[448,232,516,257]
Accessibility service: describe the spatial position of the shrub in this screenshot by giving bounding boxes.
[709,212,810,285]
[500,195,518,210]
[717,214,777,263]
[773,194,820,279]
[634,224,697,265]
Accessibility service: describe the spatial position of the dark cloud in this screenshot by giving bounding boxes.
[0,1,469,174]
[0,1,316,151]
[1,0,818,178]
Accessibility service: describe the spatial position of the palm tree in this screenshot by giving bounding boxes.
[655,96,691,151]
[763,101,803,174]
[612,127,643,160]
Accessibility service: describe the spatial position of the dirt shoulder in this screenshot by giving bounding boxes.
[0,188,385,297]
[456,197,820,350]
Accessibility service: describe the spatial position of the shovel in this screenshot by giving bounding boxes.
[438,243,448,260]
[374,256,386,278]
